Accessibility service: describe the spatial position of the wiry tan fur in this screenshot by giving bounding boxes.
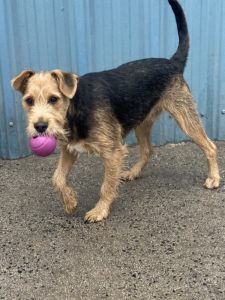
[11,71,220,222]
[52,148,78,214]
[24,73,71,140]
[65,108,128,221]
[121,76,220,189]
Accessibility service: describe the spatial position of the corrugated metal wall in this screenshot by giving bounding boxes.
[0,0,225,159]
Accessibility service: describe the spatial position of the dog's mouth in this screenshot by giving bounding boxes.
[33,132,51,137]
[32,130,69,143]
[27,124,69,142]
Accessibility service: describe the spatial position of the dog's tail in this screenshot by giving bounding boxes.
[168,0,189,73]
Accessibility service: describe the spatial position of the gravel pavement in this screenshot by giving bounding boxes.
[0,142,225,300]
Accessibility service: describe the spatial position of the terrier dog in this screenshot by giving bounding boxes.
[12,0,220,222]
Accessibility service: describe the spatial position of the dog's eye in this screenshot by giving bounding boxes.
[25,98,34,106]
[48,96,58,104]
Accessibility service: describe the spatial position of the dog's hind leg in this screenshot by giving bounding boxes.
[52,147,78,214]
[120,106,162,181]
[162,91,220,189]
[120,123,152,181]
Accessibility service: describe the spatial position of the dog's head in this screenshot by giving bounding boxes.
[11,70,78,139]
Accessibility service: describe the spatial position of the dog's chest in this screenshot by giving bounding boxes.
[67,142,88,154]
[66,140,99,156]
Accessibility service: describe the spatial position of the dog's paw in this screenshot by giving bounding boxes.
[203,177,220,189]
[120,170,139,181]
[84,206,109,223]
[64,200,77,214]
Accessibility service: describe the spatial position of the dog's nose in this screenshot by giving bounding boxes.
[34,121,48,133]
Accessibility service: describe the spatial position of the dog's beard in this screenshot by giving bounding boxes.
[26,121,69,142]
[26,109,70,142]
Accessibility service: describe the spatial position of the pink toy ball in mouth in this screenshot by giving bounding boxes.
[29,135,57,157]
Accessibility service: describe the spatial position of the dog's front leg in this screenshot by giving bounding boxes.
[84,144,124,222]
[52,146,78,214]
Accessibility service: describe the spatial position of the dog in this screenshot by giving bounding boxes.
[11,0,220,222]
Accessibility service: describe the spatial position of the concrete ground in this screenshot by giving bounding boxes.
[0,141,225,300]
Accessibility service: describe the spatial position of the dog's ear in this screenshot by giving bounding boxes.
[11,70,35,94]
[51,70,78,99]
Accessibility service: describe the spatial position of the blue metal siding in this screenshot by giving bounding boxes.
[0,0,224,158]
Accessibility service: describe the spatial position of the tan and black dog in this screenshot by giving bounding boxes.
[11,0,220,222]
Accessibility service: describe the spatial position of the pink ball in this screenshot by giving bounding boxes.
[29,135,57,157]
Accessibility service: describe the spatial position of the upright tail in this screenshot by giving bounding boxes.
[168,0,189,73]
